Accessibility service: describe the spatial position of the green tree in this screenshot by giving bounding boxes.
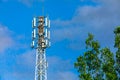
[75,26,120,80]
[74,33,102,80]
[101,48,117,80]
[114,26,120,78]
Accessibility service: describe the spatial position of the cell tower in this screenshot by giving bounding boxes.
[31,16,50,80]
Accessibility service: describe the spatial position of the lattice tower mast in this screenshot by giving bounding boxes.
[31,16,50,80]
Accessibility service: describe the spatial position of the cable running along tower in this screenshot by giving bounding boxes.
[31,16,50,80]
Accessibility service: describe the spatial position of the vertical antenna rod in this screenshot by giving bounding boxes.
[31,16,50,80]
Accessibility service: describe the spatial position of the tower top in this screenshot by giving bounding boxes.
[31,16,50,49]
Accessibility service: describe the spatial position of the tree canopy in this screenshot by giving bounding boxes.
[74,26,120,80]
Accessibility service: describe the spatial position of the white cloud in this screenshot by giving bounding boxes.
[18,0,45,7]
[48,56,78,80]
[0,24,28,53]
[52,0,120,49]
[2,71,34,80]
[0,50,35,80]
[73,0,120,47]
[0,24,14,53]
[18,0,33,6]
[0,24,33,80]
[56,71,78,80]
[48,56,73,71]
[16,50,35,67]
[49,71,78,80]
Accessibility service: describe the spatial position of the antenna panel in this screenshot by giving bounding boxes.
[32,20,34,28]
[45,29,48,38]
[45,17,48,26]
[48,20,50,28]
[45,39,48,46]
[32,31,34,39]
[48,42,51,47]
[33,29,36,38]
[33,17,36,27]
[48,31,50,39]
[31,40,35,48]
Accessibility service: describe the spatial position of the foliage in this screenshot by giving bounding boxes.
[114,26,120,78]
[75,26,120,80]
[101,48,117,80]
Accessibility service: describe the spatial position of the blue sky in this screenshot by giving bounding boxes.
[0,0,120,80]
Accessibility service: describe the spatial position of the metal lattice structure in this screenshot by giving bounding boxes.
[31,16,50,80]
